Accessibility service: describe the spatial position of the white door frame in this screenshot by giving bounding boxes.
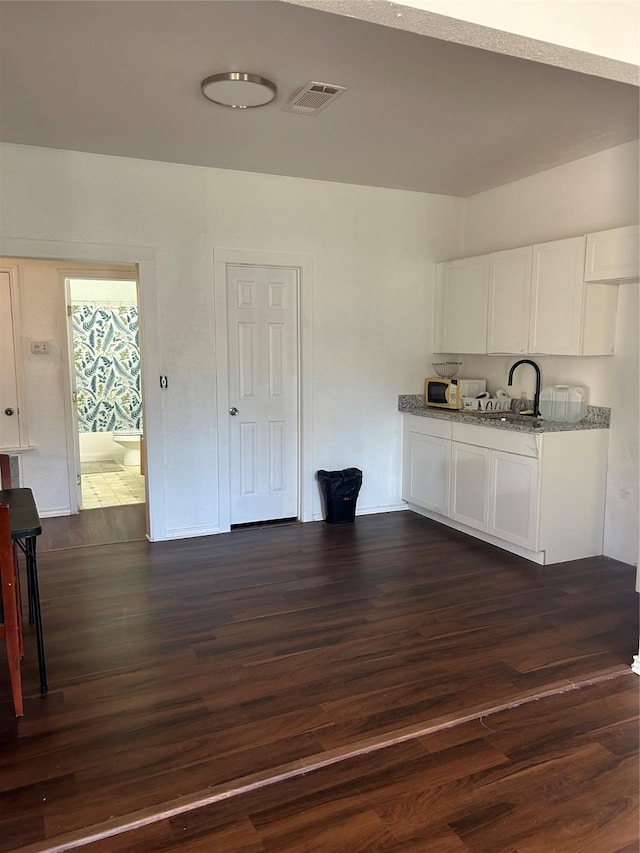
[0,264,28,451]
[0,238,164,541]
[61,269,141,514]
[213,249,314,533]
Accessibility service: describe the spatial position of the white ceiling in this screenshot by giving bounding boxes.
[0,0,638,197]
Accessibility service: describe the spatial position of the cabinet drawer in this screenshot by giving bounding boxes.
[452,423,539,457]
[404,414,452,440]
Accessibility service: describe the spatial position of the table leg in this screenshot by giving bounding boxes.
[25,536,47,694]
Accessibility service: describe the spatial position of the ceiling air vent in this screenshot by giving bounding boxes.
[284,81,347,115]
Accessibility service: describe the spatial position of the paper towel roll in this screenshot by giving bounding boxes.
[495,389,508,398]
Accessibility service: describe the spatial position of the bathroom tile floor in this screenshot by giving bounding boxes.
[80,459,145,509]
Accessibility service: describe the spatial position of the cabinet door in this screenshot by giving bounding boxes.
[434,256,489,354]
[450,441,489,531]
[0,270,22,449]
[488,451,539,550]
[487,246,532,354]
[585,225,639,282]
[402,430,450,516]
[528,236,585,355]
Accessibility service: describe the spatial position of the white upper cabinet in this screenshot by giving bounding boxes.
[585,225,639,282]
[487,246,532,355]
[434,255,489,354]
[529,236,585,355]
[437,234,619,356]
[529,236,618,356]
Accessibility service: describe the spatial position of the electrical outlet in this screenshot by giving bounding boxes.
[31,341,50,354]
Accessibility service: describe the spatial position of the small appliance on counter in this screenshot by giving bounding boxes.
[425,363,486,410]
[461,389,511,412]
[539,385,588,423]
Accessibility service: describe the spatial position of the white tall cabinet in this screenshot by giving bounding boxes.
[402,414,608,565]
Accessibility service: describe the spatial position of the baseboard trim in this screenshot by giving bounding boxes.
[312,503,408,522]
[162,524,221,541]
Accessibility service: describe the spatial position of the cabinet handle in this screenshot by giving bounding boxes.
[4,408,15,416]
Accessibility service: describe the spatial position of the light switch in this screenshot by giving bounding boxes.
[31,341,50,354]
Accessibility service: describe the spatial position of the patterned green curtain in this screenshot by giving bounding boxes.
[72,304,142,432]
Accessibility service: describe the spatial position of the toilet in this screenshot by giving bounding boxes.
[112,430,142,467]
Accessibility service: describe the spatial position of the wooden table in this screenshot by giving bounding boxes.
[0,488,47,693]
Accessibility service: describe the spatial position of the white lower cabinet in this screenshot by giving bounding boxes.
[402,415,608,565]
[451,442,538,548]
[450,442,489,531]
[488,450,538,550]
[402,416,451,515]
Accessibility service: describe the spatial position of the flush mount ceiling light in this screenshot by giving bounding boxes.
[200,72,277,109]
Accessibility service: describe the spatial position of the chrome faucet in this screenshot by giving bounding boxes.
[507,359,541,417]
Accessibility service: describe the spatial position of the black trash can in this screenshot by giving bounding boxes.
[317,468,363,524]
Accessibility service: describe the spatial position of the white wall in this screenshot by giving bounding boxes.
[458,141,640,565]
[0,142,462,535]
[69,278,137,303]
[462,142,639,253]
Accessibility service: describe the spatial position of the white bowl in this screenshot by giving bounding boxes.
[432,361,462,378]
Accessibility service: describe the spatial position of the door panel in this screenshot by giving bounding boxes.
[450,441,489,531]
[528,237,585,355]
[227,265,298,524]
[268,323,285,396]
[489,450,539,549]
[434,256,489,354]
[402,431,450,515]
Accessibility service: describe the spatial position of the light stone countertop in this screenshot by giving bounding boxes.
[398,395,610,433]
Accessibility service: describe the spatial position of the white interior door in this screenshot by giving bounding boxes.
[227,265,299,524]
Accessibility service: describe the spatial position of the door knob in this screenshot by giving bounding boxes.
[229,407,239,416]
[4,408,14,416]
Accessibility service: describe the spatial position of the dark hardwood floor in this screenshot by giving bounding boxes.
[0,511,637,852]
[38,504,147,552]
[69,676,640,853]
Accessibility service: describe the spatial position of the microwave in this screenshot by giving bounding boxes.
[424,377,486,410]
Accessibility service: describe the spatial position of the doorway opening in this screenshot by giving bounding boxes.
[65,275,145,511]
